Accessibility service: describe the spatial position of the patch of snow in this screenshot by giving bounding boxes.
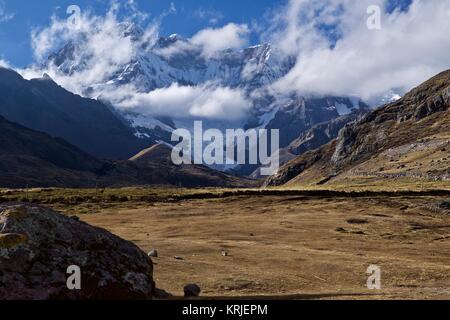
[256,106,280,129]
[125,113,175,133]
[334,103,352,116]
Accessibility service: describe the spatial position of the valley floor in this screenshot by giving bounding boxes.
[2,187,449,299]
[80,192,450,299]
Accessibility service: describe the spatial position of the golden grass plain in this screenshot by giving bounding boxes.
[2,186,449,299]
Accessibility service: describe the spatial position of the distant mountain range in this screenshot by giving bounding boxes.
[0,66,448,188]
[2,23,447,189]
[40,24,370,174]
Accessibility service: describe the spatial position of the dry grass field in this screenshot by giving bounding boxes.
[2,186,449,299]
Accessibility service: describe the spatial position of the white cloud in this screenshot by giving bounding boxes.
[268,0,450,103]
[155,38,197,58]
[101,82,251,120]
[0,2,14,22]
[158,23,251,58]
[194,8,224,25]
[125,0,150,22]
[168,2,176,14]
[19,4,253,121]
[31,7,138,62]
[22,4,160,96]
[191,23,250,57]
[0,59,10,68]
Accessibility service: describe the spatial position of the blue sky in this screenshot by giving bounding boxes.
[0,0,282,67]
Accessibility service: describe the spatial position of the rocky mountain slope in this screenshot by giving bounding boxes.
[261,97,369,148]
[0,67,151,159]
[248,109,368,178]
[266,70,450,187]
[287,110,367,156]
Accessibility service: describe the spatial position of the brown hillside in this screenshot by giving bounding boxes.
[266,69,450,187]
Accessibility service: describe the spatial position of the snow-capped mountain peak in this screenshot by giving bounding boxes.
[41,24,370,167]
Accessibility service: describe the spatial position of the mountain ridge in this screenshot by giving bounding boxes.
[43,26,370,166]
[0,67,151,159]
[0,113,255,188]
[0,114,102,188]
[265,69,450,187]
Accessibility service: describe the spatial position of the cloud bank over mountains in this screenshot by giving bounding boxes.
[18,0,450,119]
[154,23,250,59]
[21,3,252,120]
[102,82,251,120]
[267,0,450,103]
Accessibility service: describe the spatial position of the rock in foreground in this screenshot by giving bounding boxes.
[0,203,154,300]
[184,284,201,297]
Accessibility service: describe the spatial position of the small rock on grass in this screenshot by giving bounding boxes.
[184,284,201,297]
[148,249,158,258]
[153,288,172,299]
[346,218,368,224]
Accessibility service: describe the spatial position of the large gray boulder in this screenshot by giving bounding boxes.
[0,203,154,300]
